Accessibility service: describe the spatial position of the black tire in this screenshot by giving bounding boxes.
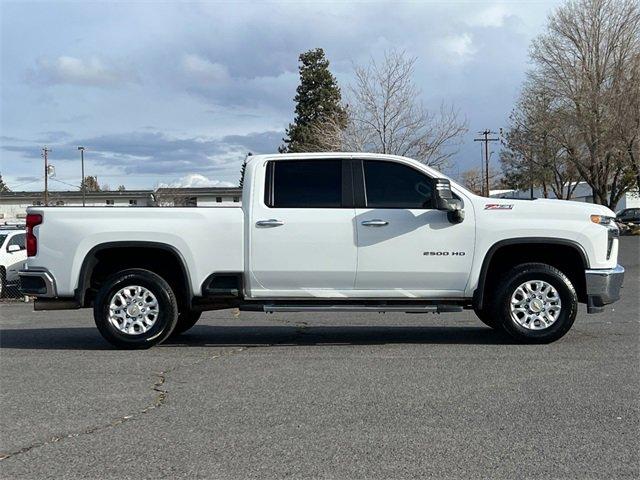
[474,307,502,330]
[489,262,578,344]
[170,310,202,337]
[93,269,178,349]
[0,268,6,299]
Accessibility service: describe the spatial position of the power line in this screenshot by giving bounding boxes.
[6,179,42,190]
[49,177,81,190]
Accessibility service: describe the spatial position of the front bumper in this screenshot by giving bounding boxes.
[585,264,625,313]
[18,269,57,297]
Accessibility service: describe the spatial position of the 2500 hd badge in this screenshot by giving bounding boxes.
[423,251,466,256]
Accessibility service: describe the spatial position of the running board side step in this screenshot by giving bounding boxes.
[262,304,463,314]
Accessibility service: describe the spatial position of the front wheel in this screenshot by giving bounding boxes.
[490,263,578,344]
[93,269,179,349]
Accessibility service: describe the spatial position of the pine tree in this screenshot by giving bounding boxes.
[280,48,346,153]
[239,158,248,187]
[0,173,10,193]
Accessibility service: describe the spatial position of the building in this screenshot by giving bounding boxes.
[490,181,640,212]
[0,187,243,222]
[153,187,242,207]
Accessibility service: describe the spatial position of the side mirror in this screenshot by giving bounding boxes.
[433,178,465,224]
[7,244,21,253]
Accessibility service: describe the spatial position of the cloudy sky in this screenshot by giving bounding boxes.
[0,0,561,191]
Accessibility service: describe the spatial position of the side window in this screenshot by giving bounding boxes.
[8,234,26,250]
[266,160,342,208]
[363,160,434,209]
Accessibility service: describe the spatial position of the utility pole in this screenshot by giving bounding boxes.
[474,130,499,196]
[78,146,86,206]
[42,147,51,206]
[478,142,484,196]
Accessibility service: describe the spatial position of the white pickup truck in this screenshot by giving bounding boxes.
[20,153,624,348]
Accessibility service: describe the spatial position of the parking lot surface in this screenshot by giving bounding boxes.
[1,237,638,479]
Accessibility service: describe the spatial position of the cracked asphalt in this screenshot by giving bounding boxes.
[1,237,638,479]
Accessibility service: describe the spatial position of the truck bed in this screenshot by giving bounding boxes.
[27,206,244,297]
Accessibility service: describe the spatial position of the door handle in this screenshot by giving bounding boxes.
[361,219,388,227]
[256,219,284,227]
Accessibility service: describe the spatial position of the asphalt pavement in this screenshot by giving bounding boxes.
[1,237,638,479]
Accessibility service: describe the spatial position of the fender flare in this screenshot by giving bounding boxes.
[74,241,193,307]
[473,237,589,310]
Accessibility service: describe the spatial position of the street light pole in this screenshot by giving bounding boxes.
[78,146,85,206]
[42,147,51,206]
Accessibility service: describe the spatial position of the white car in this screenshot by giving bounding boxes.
[20,153,624,348]
[0,228,27,297]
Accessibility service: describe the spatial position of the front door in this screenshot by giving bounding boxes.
[248,158,357,298]
[354,159,474,297]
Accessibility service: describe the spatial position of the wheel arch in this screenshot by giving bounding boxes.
[75,241,193,309]
[473,237,589,311]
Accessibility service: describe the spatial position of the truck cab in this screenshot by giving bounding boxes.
[20,153,624,348]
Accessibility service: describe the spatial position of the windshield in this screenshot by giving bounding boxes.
[0,234,7,246]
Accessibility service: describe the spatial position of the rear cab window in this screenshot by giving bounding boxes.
[265,159,346,208]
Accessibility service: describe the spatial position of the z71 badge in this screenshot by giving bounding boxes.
[484,204,514,210]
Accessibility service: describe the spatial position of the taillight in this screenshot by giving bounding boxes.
[26,213,42,257]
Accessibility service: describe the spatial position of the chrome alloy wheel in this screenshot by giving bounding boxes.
[510,280,562,330]
[108,285,159,335]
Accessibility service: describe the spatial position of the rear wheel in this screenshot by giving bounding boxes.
[93,269,178,349]
[490,263,577,344]
[170,311,202,337]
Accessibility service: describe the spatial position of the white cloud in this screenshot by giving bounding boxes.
[31,56,131,87]
[466,5,510,28]
[182,54,230,83]
[160,173,235,188]
[439,33,477,63]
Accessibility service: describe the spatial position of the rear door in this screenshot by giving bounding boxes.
[354,159,474,297]
[248,158,357,297]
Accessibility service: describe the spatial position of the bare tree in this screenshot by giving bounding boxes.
[461,167,500,195]
[501,79,581,200]
[314,50,467,169]
[461,168,484,195]
[611,49,640,193]
[80,175,101,192]
[528,0,640,208]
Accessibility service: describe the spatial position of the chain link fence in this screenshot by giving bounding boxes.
[1,226,27,302]
[0,278,27,302]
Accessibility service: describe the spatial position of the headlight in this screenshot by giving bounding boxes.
[590,214,615,225]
